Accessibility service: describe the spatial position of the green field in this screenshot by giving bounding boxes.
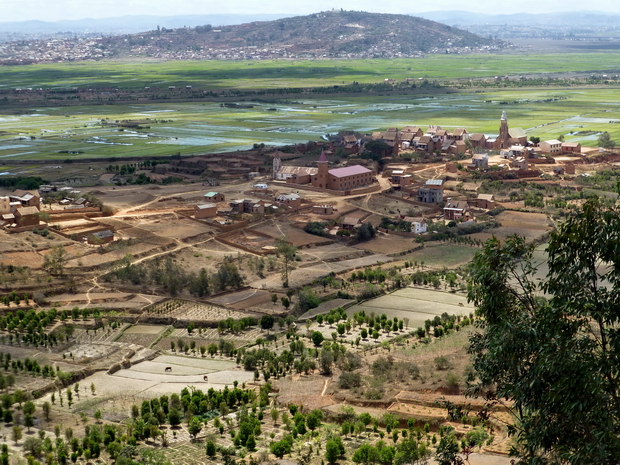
[3,53,620,90]
[2,54,620,160]
[2,87,620,160]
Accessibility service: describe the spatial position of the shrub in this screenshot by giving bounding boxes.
[371,356,393,376]
[339,372,362,389]
[434,356,451,371]
[304,221,330,238]
[445,372,460,391]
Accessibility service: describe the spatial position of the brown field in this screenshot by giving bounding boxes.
[137,217,215,240]
[357,234,418,255]
[0,251,44,267]
[255,221,332,247]
[472,210,551,243]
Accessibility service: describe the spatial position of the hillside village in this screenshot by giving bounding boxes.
[0,110,603,249]
[0,106,615,465]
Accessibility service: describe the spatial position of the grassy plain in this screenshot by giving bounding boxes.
[3,53,620,160]
[3,53,620,90]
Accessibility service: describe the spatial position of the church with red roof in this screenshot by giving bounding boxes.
[311,150,374,190]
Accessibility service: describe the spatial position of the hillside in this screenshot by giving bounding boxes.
[0,10,504,64]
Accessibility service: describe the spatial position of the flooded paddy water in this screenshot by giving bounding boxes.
[2,88,620,159]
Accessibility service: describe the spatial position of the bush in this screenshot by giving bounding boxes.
[445,372,460,390]
[486,206,505,216]
[304,221,330,238]
[434,356,451,371]
[371,356,393,376]
[270,435,293,458]
[339,372,362,389]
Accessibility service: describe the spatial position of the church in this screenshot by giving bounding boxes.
[493,111,527,149]
[273,151,374,191]
[310,151,373,190]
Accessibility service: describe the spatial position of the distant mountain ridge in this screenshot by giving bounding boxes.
[417,10,620,26]
[0,14,291,35]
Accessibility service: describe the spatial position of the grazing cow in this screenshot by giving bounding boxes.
[203,375,209,381]
[165,366,172,372]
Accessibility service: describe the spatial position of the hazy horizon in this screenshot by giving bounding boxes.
[2,0,620,23]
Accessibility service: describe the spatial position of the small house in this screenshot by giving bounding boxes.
[403,217,427,234]
[539,140,562,154]
[341,216,361,231]
[0,197,10,215]
[312,205,334,215]
[443,201,469,221]
[10,190,40,208]
[204,192,225,202]
[14,206,40,227]
[470,154,488,170]
[475,194,495,210]
[561,142,581,153]
[195,203,218,219]
[88,230,114,245]
[510,157,528,170]
[418,179,444,203]
[276,193,301,209]
[469,133,487,149]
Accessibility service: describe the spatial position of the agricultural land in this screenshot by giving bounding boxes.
[0,18,620,465]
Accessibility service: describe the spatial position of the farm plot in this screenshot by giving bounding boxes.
[255,222,332,247]
[63,343,120,361]
[219,229,276,253]
[145,299,257,322]
[405,244,478,269]
[172,326,265,344]
[470,210,551,243]
[208,288,285,313]
[345,287,472,329]
[138,218,214,240]
[251,251,394,289]
[356,235,419,255]
[0,251,44,268]
[144,354,236,372]
[297,243,367,262]
[116,325,165,347]
[62,353,253,402]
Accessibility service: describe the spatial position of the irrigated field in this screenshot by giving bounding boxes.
[3,85,620,159]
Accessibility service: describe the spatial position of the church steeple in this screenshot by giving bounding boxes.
[498,111,509,149]
[313,150,329,189]
[272,152,281,180]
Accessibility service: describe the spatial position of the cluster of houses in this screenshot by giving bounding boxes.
[330,111,584,160]
[0,187,115,244]
[193,191,305,222]
[0,189,42,228]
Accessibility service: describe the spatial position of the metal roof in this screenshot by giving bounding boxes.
[328,165,372,178]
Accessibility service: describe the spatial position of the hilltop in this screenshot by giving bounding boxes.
[0,10,504,64]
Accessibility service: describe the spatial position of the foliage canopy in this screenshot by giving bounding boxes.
[467,193,620,464]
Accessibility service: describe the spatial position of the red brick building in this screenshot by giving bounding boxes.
[311,151,373,190]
